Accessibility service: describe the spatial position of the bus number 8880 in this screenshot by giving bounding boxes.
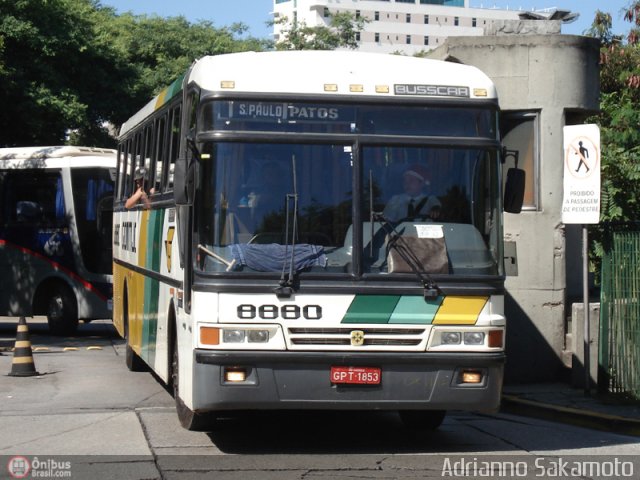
[237,304,323,320]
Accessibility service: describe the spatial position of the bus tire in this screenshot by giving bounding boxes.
[123,292,146,372]
[172,335,217,431]
[399,410,446,431]
[45,283,79,336]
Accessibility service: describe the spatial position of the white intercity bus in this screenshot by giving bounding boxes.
[0,146,116,334]
[112,51,523,430]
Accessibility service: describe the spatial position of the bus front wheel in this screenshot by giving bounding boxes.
[172,336,217,431]
[46,284,79,336]
[399,410,446,431]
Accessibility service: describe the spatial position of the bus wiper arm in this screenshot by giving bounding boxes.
[373,213,440,300]
[275,156,299,299]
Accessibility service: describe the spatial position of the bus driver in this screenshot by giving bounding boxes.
[383,164,441,222]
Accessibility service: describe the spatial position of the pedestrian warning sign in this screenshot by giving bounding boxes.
[562,124,600,224]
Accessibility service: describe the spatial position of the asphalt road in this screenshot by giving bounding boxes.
[1,318,639,480]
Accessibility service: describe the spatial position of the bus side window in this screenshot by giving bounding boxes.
[143,124,153,192]
[123,139,133,199]
[154,115,167,193]
[133,131,143,192]
[116,144,126,201]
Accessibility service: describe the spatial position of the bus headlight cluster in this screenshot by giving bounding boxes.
[199,325,282,348]
[430,329,504,349]
[222,329,270,344]
[441,331,485,345]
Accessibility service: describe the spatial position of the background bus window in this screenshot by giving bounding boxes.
[71,168,114,274]
[2,171,65,226]
[501,111,539,210]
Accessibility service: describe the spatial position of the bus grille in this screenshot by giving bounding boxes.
[287,327,426,349]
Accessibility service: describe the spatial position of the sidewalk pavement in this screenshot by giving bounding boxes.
[502,383,640,437]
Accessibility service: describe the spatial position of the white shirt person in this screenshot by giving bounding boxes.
[383,164,441,222]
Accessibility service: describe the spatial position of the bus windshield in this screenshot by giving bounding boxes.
[196,142,502,277]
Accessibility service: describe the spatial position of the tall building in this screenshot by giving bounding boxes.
[272,0,577,55]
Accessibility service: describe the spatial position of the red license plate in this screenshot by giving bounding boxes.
[330,366,381,385]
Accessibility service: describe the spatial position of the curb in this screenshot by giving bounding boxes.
[501,394,640,437]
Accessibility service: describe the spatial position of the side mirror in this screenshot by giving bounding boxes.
[173,156,189,205]
[504,168,525,213]
[173,137,199,206]
[502,148,525,214]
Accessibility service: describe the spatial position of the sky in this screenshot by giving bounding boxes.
[99,0,633,39]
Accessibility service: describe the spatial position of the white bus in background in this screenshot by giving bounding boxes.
[113,51,524,431]
[0,146,116,335]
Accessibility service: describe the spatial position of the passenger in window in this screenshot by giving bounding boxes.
[383,164,441,222]
[125,167,154,209]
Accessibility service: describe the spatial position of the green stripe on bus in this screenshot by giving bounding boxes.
[342,295,400,324]
[142,210,164,366]
[388,295,443,324]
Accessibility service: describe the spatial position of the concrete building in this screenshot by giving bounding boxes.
[272,0,578,55]
[428,33,600,383]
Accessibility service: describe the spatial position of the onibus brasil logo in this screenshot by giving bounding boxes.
[7,456,72,478]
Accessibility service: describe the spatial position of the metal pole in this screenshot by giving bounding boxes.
[583,224,591,396]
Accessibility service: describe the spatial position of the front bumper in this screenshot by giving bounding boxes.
[192,350,505,413]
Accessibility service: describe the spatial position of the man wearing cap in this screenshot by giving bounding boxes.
[383,164,441,222]
[125,166,153,209]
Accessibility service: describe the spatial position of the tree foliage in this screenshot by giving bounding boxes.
[586,4,640,221]
[0,0,269,147]
[585,3,640,262]
[274,12,368,51]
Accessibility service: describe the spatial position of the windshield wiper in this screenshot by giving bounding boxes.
[275,156,299,298]
[373,212,441,300]
[197,244,236,271]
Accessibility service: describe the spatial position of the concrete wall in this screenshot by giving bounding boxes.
[428,34,600,382]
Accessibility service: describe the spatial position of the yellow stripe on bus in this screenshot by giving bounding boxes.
[128,210,150,354]
[432,296,488,325]
[155,88,168,110]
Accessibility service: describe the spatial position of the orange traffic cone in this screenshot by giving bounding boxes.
[8,317,39,377]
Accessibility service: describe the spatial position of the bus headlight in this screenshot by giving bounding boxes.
[248,330,270,343]
[441,332,462,345]
[223,329,246,343]
[463,332,485,345]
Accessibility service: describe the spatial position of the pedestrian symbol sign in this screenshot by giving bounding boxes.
[562,125,600,224]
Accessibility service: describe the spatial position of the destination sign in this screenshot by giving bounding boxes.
[394,84,470,98]
[228,102,353,123]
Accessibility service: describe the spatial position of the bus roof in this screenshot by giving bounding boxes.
[191,51,497,99]
[0,146,116,169]
[120,51,497,137]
